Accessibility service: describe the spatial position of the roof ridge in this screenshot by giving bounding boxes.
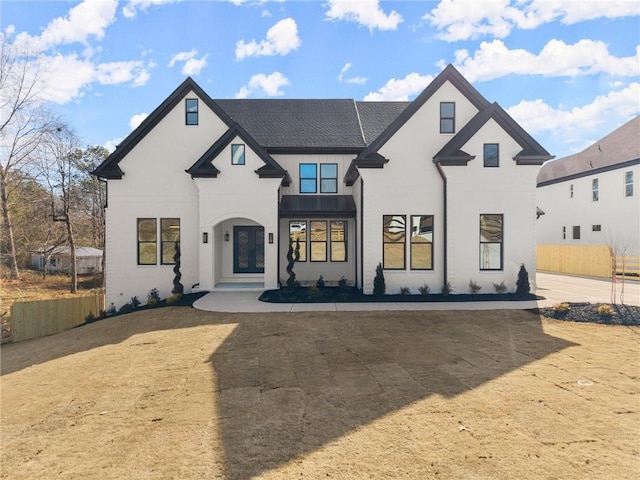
[352,99,367,145]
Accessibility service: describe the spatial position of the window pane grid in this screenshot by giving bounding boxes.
[310,221,327,262]
[289,221,307,262]
[440,102,455,134]
[625,171,633,197]
[300,164,317,193]
[383,215,406,269]
[330,221,346,262]
[483,143,499,167]
[137,218,157,265]
[410,215,433,270]
[480,214,503,270]
[320,163,338,193]
[161,218,180,265]
[185,99,198,125]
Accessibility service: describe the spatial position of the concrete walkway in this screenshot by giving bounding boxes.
[193,272,640,313]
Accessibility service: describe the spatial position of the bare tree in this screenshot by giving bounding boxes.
[39,124,82,293]
[0,33,52,278]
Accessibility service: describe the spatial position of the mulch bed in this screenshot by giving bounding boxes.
[538,303,640,326]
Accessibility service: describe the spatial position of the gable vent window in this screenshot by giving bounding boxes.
[592,178,599,202]
[569,184,574,198]
[483,143,499,167]
[592,224,601,232]
[440,102,455,134]
[625,171,634,197]
[186,98,198,125]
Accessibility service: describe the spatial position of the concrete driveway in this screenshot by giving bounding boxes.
[194,272,639,313]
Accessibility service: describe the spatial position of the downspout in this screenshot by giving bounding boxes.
[360,177,364,292]
[434,161,448,289]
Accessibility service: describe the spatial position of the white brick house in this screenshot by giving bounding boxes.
[93,65,552,308]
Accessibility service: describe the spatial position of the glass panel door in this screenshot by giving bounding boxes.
[233,226,265,274]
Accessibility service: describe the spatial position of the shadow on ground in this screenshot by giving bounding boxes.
[210,310,576,479]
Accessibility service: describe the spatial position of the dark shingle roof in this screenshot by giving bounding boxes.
[537,116,640,186]
[355,101,411,144]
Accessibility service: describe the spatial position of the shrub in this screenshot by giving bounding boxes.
[85,312,96,322]
[516,264,531,294]
[418,283,430,296]
[596,304,614,317]
[399,286,411,295]
[172,243,184,295]
[106,303,116,316]
[166,293,182,305]
[316,275,326,289]
[286,237,301,289]
[553,302,570,313]
[338,276,349,290]
[373,263,385,296]
[442,282,452,295]
[118,297,140,315]
[493,281,507,294]
[468,280,482,294]
[147,288,161,306]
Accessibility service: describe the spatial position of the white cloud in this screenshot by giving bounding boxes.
[325,0,403,31]
[452,40,640,82]
[507,82,640,148]
[129,113,148,130]
[168,49,208,75]
[14,0,117,52]
[338,63,367,85]
[235,72,290,99]
[363,72,433,101]
[425,0,639,42]
[122,0,178,19]
[103,136,124,153]
[235,18,300,60]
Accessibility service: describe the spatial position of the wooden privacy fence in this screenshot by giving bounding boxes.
[10,293,105,343]
[537,245,640,279]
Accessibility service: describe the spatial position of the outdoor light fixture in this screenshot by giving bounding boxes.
[268,233,274,244]
[202,232,208,243]
[224,231,230,242]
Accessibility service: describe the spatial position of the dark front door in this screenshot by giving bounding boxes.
[233,226,265,274]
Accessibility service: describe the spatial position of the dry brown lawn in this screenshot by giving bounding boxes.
[1,308,638,479]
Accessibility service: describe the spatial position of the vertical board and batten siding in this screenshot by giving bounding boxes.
[10,294,105,343]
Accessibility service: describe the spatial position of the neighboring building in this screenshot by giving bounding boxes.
[537,116,640,257]
[93,64,552,308]
[31,246,103,275]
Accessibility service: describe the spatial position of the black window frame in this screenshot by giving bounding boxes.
[440,102,455,134]
[160,218,180,265]
[592,224,602,232]
[330,220,347,262]
[625,171,634,197]
[320,163,338,193]
[383,215,406,270]
[185,98,198,126]
[299,163,317,194]
[289,220,307,262]
[479,214,503,271]
[592,178,599,202]
[309,220,327,262]
[231,144,245,165]
[573,226,581,240]
[483,143,499,167]
[137,218,157,265]
[410,215,434,270]
[562,226,566,240]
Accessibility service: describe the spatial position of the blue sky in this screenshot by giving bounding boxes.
[2,0,639,158]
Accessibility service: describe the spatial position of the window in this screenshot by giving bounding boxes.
[320,164,338,193]
[592,178,599,202]
[137,218,157,265]
[570,184,574,198]
[161,218,180,265]
[562,226,566,240]
[625,171,634,197]
[480,214,503,270]
[310,221,327,262]
[483,144,499,167]
[330,221,346,261]
[573,226,581,240]
[383,215,406,269]
[411,215,433,270]
[231,144,245,165]
[440,102,455,133]
[300,164,317,193]
[185,99,198,125]
[289,221,307,262]
[592,224,602,232]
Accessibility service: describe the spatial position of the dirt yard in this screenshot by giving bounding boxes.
[1,308,638,479]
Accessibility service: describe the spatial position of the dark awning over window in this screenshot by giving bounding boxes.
[280,195,356,218]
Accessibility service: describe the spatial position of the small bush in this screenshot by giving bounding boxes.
[147,288,161,306]
[596,304,614,317]
[418,283,430,296]
[85,312,96,322]
[373,263,386,296]
[553,302,570,313]
[516,264,531,294]
[468,280,482,294]
[106,303,116,316]
[338,276,349,290]
[316,275,326,289]
[493,281,507,294]
[399,286,411,295]
[166,293,182,305]
[130,296,141,309]
[442,282,452,295]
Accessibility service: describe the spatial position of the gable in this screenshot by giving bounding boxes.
[433,103,554,166]
[92,78,234,179]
